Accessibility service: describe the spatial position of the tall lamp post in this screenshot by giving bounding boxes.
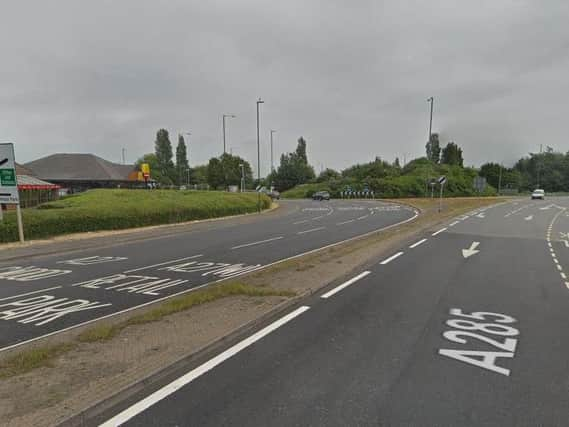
[222,114,236,154]
[256,98,264,213]
[426,96,434,197]
[270,129,276,175]
[184,132,191,187]
[239,163,245,192]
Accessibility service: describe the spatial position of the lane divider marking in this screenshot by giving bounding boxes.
[99,306,311,427]
[449,221,460,227]
[124,254,203,274]
[337,219,355,226]
[432,228,447,236]
[409,238,428,249]
[297,227,325,235]
[380,252,404,265]
[321,271,371,299]
[231,236,284,250]
[357,215,369,220]
[293,220,309,225]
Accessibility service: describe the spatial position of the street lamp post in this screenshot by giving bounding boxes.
[222,114,236,154]
[256,98,264,213]
[270,129,276,175]
[239,163,245,192]
[426,96,434,197]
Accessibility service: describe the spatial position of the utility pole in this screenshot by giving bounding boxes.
[222,114,236,154]
[537,144,543,188]
[121,148,126,165]
[240,163,245,192]
[498,163,503,195]
[426,96,434,197]
[256,98,264,213]
[270,130,276,174]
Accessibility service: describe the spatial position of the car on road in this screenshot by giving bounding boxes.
[531,189,545,200]
[312,191,331,201]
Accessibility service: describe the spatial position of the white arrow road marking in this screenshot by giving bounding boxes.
[525,215,533,221]
[462,242,481,259]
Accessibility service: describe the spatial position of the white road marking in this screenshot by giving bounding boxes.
[432,228,447,236]
[380,252,404,265]
[462,242,481,259]
[321,271,371,299]
[231,236,284,250]
[557,264,563,271]
[561,273,567,280]
[409,238,428,249]
[123,255,203,274]
[449,221,460,227]
[297,227,325,235]
[0,286,63,302]
[337,219,355,226]
[312,216,324,220]
[525,215,533,221]
[0,267,71,282]
[58,256,128,266]
[293,220,309,225]
[476,213,486,219]
[357,215,369,220]
[99,306,311,427]
[554,258,559,264]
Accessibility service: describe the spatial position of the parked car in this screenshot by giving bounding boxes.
[312,191,331,201]
[531,189,545,200]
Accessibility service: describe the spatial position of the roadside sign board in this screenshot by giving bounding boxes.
[0,143,19,204]
[473,176,487,192]
[438,176,447,185]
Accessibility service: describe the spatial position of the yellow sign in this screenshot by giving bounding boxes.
[141,163,150,175]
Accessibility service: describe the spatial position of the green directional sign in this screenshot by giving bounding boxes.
[0,168,16,186]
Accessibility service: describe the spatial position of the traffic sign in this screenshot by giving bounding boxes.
[473,176,487,192]
[438,176,447,185]
[0,143,19,204]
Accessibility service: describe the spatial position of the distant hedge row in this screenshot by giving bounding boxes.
[0,189,272,243]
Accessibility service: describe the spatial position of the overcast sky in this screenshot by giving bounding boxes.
[2,0,568,174]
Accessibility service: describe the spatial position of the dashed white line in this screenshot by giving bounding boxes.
[357,215,369,220]
[432,228,447,236]
[557,264,563,271]
[337,219,355,226]
[99,305,311,427]
[409,238,428,249]
[293,220,309,225]
[297,227,325,235]
[449,221,460,227]
[561,273,567,280]
[312,215,324,220]
[321,271,371,299]
[380,252,404,265]
[231,236,284,250]
[124,254,203,273]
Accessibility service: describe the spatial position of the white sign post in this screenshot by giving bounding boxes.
[438,176,447,213]
[0,143,24,242]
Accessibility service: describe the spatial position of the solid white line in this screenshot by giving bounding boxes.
[432,228,447,236]
[231,236,284,250]
[409,238,428,249]
[0,286,63,302]
[357,215,369,220]
[312,215,324,220]
[297,227,325,235]
[337,219,355,226]
[99,306,311,427]
[124,254,203,274]
[449,221,460,227]
[380,252,404,265]
[321,271,371,299]
[293,220,309,225]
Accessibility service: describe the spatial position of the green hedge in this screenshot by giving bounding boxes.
[0,189,271,243]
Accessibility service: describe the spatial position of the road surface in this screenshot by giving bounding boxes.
[98,197,569,427]
[0,199,415,353]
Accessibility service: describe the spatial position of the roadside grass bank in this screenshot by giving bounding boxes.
[0,196,507,426]
[0,282,295,379]
[0,189,272,243]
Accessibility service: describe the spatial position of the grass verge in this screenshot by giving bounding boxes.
[0,281,295,379]
[0,189,272,243]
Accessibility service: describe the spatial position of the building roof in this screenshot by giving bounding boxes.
[15,163,35,176]
[24,154,136,181]
[17,175,60,190]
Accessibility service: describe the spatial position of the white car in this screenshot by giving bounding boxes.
[531,189,545,200]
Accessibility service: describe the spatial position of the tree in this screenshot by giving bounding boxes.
[206,153,253,190]
[191,165,208,185]
[175,134,189,186]
[394,157,401,168]
[441,142,464,167]
[272,137,316,191]
[316,168,341,183]
[154,129,175,183]
[425,133,441,163]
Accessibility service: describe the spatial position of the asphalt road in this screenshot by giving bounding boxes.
[98,197,569,427]
[0,199,416,353]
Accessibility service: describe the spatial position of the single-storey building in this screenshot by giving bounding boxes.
[24,153,142,193]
